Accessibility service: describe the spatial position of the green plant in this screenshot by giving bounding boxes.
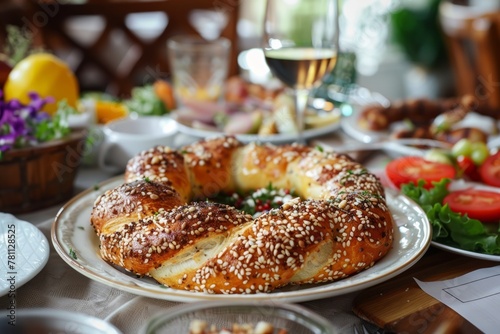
[390,0,448,69]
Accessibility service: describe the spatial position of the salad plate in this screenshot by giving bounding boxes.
[431,242,500,262]
[430,180,500,261]
[0,213,50,297]
[52,177,432,303]
[379,167,500,262]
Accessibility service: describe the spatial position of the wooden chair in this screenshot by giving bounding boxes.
[439,2,500,110]
[22,0,240,97]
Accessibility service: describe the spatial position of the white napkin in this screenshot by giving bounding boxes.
[415,265,500,333]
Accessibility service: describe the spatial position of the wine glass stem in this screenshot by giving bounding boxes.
[294,88,310,145]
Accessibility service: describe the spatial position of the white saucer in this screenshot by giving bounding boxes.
[0,213,50,297]
[0,308,122,334]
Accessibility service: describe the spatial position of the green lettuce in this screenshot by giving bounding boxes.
[401,179,500,254]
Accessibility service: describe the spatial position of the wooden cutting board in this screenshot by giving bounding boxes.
[352,248,499,333]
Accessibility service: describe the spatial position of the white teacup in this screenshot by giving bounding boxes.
[98,116,178,172]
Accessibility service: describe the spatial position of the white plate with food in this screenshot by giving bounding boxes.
[174,116,342,144]
[341,106,387,144]
[171,110,341,144]
[341,101,500,146]
[0,213,50,297]
[52,177,432,303]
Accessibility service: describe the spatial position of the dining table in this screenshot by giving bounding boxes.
[1,127,497,334]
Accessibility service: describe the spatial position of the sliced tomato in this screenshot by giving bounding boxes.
[479,151,500,187]
[443,189,500,223]
[385,156,456,189]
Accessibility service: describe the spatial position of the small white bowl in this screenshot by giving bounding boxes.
[98,116,178,172]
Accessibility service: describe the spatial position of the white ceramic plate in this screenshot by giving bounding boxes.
[342,106,500,148]
[431,242,500,262]
[0,213,50,297]
[174,117,341,144]
[52,177,432,303]
[341,106,386,144]
[0,308,122,334]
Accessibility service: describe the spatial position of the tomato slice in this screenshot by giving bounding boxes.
[443,189,500,223]
[479,151,500,187]
[385,156,456,189]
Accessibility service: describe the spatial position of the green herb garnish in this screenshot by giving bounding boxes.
[69,248,77,260]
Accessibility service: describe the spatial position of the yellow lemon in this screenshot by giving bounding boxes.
[4,53,79,115]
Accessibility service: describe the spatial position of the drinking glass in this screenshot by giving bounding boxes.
[167,35,230,105]
[263,0,339,143]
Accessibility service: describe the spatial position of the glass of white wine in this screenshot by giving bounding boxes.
[263,0,339,143]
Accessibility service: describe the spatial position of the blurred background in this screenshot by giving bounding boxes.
[1,0,499,105]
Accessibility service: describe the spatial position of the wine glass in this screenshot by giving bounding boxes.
[263,0,339,143]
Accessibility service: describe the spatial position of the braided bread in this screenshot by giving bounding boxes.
[91,136,394,294]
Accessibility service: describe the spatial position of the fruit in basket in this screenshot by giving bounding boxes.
[3,53,79,115]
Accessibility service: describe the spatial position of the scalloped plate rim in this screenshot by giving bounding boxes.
[0,213,50,297]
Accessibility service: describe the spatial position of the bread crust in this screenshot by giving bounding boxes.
[91,136,394,294]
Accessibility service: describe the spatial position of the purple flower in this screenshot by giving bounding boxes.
[27,92,54,114]
[0,90,57,154]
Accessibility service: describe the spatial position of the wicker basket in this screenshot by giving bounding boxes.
[0,128,87,214]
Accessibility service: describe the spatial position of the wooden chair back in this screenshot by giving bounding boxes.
[24,0,240,97]
[439,2,500,109]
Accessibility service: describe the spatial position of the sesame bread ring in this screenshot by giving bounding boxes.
[91,136,394,294]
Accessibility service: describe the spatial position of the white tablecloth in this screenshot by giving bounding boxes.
[0,133,377,334]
